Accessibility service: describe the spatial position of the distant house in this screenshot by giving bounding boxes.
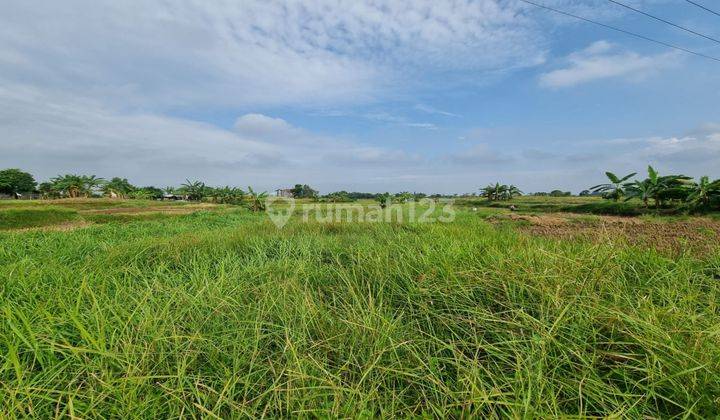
[275,188,294,198]
[162,193,185,201]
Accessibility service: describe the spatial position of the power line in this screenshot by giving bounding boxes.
[516,0,720,63]
[685,0,720,18]
[606,0,720,45]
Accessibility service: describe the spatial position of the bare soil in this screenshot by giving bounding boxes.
[79,204,216,215]
[14,220,95,232]
[491,213,720,256]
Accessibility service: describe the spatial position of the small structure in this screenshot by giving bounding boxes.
[162,193,185,201]
[275,188,294,198]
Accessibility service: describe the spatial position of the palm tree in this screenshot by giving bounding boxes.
[246,187,267,212]
[590,171,636,201]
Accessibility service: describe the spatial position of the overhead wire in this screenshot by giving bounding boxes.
[684,0,720,18]
[516,0,720,63]
[605,0,720,45]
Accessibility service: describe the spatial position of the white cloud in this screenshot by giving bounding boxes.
[3,82,717,194]
[643,134,720,163]
[414,104,460,117]
[334,111,438,129]
[0,85,422,191]
[0,0,551,110]
[0,1,706,194]
[233,114,304,143]
[539,41,679,88]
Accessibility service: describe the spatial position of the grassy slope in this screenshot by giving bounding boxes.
[1,205,719,417]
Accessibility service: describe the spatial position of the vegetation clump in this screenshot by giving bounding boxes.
[590,166,719,212]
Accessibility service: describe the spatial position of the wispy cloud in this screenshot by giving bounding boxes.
[341,111,438,129]
[539,41,679,88]
[414,104,460,117]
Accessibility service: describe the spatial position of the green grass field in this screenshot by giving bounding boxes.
[1,198,719,417]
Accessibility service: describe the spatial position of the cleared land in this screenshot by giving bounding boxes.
[1,198,719,417]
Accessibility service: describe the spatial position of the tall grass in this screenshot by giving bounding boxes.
[1,209,718,417]
[0,207,79,230]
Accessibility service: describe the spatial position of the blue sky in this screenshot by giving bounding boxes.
[1,0,719,193]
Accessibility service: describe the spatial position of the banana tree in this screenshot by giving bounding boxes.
[624,179,653,207]
[102,177,134,198]
[503,185,523,200]
[246,187,267,212]
[81,175,105,197]
[480,184,495,201]
[644,166,692,208]
[50,174,88,198]
[213,186,245,204]
[590,171,636,201]
[180,179,206,201]
[686,176,720,209]
[481,183,508,201]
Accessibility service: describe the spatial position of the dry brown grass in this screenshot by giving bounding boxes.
[490,213,720,256]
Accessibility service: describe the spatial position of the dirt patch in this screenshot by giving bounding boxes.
[13,220,95,233]
[491,213,720,256]
[80,204,216,215]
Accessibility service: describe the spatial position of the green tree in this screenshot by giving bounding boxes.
[686,176,720,209]
[324,191,353,203]
[246,187,267,212]
[291,184,319,199]
[212,186,245,204]
[180,180,206,201]
[643,166,691,208]
[502,185,523,200]
[395,191,414,203]
[624,179,654,207]
[102,177,135,198]
[37,182,59,199]
[50,174,85,198]
[0,169,36,197]
[590,171,636,201]
[481,183,507,201]
[549,190,571,197]
[375,192,391,209]
[129,186,163,200]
